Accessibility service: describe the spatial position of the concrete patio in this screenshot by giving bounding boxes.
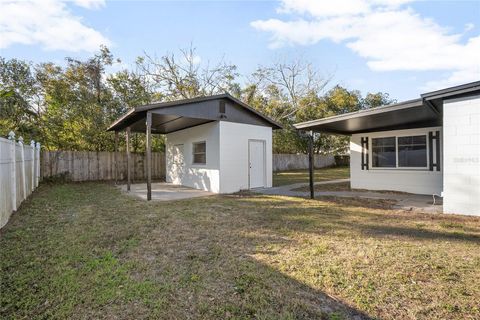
[256,179,443,213]
[119,182,214,201]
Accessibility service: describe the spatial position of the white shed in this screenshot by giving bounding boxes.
[108,94,282,197]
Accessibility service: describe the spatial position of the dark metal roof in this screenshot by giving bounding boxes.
[420,81,480,100]
[108,94,283,133]
[294,81,480,135]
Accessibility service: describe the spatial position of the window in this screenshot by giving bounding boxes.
[372,137,396,167]
[398,135,427,167]
[192,141,206,164]
[370,134,429,169]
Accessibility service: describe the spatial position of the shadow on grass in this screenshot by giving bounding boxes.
[0,183,372,319]
[231,195,480,244]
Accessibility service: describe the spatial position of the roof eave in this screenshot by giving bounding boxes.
[106,94,283,132]
[107,108,137,131]
[294,98,423,130]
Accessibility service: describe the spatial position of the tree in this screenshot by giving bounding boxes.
[136,45,239,100]
[249,59,330,121]
[362,92,396,109]
[0,58,41,139]
[0,47,396,156]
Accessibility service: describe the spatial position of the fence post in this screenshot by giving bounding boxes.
[31,140,35,192]
[36,142,41,186]
[18,137,26,200]
[8,132,17,211]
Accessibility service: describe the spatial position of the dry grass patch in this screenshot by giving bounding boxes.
[1,183,479,319]
[273,167,349,186]
[293,182,352,192]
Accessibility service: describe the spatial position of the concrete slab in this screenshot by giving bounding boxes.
[119,182,214,201]
[255,179,443,213]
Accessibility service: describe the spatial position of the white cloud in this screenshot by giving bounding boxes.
[464,22,475,32]
[72,0,106,10]
[0,0,110,52]
[252,0,480,91]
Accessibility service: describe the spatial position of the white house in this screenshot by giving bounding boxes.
[108,94,282,195]
[295,81,480,216]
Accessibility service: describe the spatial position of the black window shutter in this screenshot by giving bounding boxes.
[428,131,441,171]
[435,130,440,171]
[361,137,369,170]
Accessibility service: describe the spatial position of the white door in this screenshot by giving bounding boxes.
[249,140,266,189]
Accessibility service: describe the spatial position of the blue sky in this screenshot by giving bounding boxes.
[1,0,479,101]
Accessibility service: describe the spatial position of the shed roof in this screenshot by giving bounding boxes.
[294,81,480,135]
[108,93,283,133]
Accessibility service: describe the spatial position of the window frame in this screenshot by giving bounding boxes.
[371,136,397,168]
[192,141,207,165]
[396,134,428,169]
[370,133,429,171]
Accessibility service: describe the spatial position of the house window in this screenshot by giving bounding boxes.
[398,135,427,167]
[372,137,396,167]
[192,141,206,164]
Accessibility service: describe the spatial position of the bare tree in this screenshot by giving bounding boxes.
[136,45,239,100]
[251,58,331,121]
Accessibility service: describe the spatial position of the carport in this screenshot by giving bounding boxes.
[108,94,281,200]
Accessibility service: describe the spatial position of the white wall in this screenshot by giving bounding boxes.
[166,121,273,194]
[219,122,272,193]
[166,122,220,193]
[443,95,480,216]
[350,127,443,195]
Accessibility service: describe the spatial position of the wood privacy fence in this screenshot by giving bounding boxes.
[273,153,336,171]
[41,151,166,182]
[0,133,41,229]
[40,151,337,182]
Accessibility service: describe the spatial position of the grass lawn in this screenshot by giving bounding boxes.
[273,167,349,187]
[293,181,352,192]
[292,182,409,195]
[1,183,480,319]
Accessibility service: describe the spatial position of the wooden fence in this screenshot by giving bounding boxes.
[0,133,41,229]
[273,153,336,171]
[41,150,166,182]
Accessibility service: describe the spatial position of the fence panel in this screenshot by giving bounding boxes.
[0,138,14,228]
[273,154,336,172]
[41,150,166,182]
[0,134,41,229]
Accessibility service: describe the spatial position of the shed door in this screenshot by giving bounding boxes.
[249,140,266,189]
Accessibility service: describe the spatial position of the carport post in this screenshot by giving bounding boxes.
[126,126,131,191]
[146,111,152,201]
[308,131,314,199]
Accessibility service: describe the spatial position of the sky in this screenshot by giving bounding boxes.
[1,0,479,101]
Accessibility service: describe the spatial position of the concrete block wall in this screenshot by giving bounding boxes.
[443,94,480,216]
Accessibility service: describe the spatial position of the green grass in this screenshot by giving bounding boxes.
[273,167,349,187]
[1,182,480,319]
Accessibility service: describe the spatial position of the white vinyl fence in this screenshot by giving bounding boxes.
[0,132,41,229]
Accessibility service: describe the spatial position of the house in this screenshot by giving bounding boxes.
[108,94,282,198]
[294,81,480,216]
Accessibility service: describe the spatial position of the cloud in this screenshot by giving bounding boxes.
[464,23,475,32]
[0,0,110,52]
[252,0,480,90]
[72,0,106,10]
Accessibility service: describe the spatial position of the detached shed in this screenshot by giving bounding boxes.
[108,94,282,199]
